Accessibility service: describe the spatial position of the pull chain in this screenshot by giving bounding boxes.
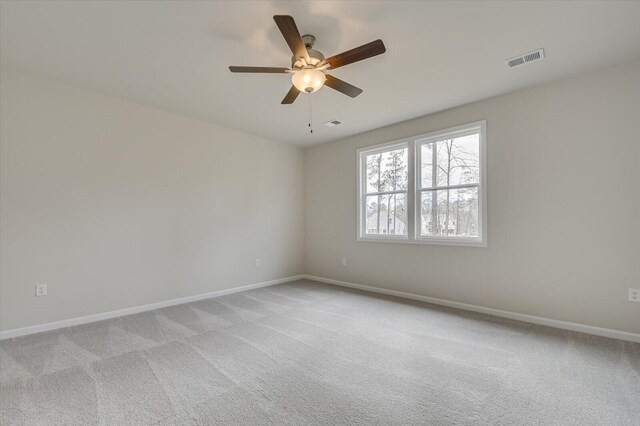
[308,92,313,134]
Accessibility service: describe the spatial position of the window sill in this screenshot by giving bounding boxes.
[357,236,486,247]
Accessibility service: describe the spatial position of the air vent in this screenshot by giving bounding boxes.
[323,119,342,127]
[506,48,545,68]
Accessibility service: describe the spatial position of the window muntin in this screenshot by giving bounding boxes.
[357,121,486,246]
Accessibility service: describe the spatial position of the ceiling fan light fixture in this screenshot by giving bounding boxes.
[291,68,326,93]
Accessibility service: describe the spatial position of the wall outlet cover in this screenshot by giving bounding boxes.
[35,284,47,297]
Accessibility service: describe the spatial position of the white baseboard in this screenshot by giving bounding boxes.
[4,274,638,344]
[0,275,304,340]
[303,275,640,344]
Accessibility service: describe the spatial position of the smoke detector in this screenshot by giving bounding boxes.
[506,48,545,68]
[323,119,343,127]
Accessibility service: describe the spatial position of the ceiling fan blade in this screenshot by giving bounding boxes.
[229,66,290,73]
[324,39,386,70]
[273,15,309,61]
[324,75,363,98]
[281,85,300,104]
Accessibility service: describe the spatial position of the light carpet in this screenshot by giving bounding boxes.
[1,279,638,425]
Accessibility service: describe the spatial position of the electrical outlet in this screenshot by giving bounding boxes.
[35,284,47,297]
[341,257,347,266]
[255,258,261,267]
[629,288,640,303]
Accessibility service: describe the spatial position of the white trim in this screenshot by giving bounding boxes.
[0,275,304,340]
[364,189,407,197]
[303,275,640,344]
[357,235,409,242]
[356,139,409,156]
[415,125,482,144]
[420,183,479,192]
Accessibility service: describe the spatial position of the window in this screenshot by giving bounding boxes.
[360,142,409,239]
[357,121,486,246]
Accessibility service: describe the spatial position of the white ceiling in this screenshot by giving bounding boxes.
[2,1,640,147]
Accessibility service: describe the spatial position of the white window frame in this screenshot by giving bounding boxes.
[357,120,487,247]
[357,140,412,242]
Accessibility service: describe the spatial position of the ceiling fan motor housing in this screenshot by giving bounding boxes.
[291,34,325,68]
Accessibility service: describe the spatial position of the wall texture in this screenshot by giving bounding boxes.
[0,69,304,331]
[304,60,640,334]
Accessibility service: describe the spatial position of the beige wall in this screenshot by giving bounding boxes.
[304,60,640,334]
[0,69,304,331]
[2,60,639,336]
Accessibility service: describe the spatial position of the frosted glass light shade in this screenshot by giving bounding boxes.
[291,69,326,93]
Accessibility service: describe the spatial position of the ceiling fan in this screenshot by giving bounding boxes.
[229,15,386,104]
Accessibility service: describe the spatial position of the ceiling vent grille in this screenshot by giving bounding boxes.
[506,48,545,68]
[323,119,342,127]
